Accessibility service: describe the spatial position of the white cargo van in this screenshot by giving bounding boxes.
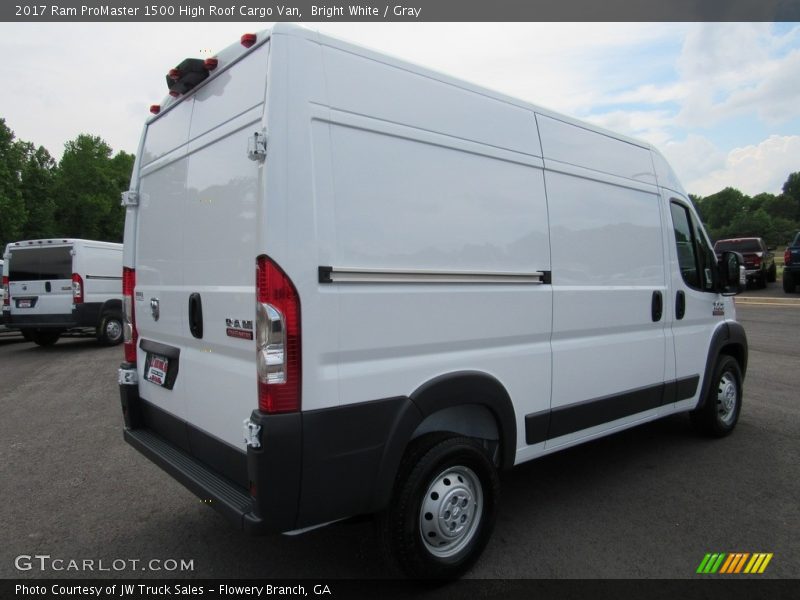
[119,24,748,579]
[3,239,123,346]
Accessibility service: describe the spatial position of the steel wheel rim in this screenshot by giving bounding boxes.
[419,465,483,558]
[717,371,738,426]
[106,319,122,342]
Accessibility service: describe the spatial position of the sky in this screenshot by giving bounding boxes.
[0,22,799,197]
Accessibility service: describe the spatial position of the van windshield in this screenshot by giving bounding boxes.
[8,247,72,281]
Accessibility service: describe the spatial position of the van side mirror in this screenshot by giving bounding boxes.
[718,251,745,296]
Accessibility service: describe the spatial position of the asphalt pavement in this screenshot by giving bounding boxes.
[0,291,797,580]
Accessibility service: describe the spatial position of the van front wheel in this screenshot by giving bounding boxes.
[377,434,499,579]
[691,354,742,437]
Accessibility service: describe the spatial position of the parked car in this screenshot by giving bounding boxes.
[783,231,800,294]
[713,237,775,288]
[3,239,123,346]
[119,24,749,579]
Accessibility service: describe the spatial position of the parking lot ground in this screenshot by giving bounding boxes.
[0,302,797,580]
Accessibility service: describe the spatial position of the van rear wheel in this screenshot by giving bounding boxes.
[691,354,742,437]
[377,434,499,579]
[98,313,123,346]
[31,330,61,347]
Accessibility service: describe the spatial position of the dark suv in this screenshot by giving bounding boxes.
[713,237,776,289]
[783,231,800,294]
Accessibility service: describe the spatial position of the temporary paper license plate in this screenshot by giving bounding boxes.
[146,354,169,386]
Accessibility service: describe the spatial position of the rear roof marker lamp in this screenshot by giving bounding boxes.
[241,33,257,48]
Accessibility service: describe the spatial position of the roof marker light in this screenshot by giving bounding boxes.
[241,33,257,48]
[150,105,161,115]
[169,90,180,97]
[168,68,181,81]
[204,57,218,70]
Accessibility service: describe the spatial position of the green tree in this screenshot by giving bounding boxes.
[700,187,749,233]
[781,171,800,219]
[53,135,131,241]
[0,118,27,249]
[18,142,57,239]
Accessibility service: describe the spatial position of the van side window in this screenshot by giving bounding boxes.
[670,200,717,292]
[670,202,701,289]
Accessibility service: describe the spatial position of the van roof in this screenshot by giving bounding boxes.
[152,23,655,155]
[5,239,123,251]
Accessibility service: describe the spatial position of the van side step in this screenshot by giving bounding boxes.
[124,428,252,528]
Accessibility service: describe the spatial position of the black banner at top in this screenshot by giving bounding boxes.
[2,0,800,22]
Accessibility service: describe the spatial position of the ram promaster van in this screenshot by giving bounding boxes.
[119,25,748,578]
[3,239,123,346]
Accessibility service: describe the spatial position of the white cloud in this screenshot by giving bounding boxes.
[675,23,800,127]
[672,134,800,196]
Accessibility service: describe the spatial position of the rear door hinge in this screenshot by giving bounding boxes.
[248,130,267,161]
[120,190,139,207]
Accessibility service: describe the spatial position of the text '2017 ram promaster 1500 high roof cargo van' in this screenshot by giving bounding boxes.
[119,24,749,579]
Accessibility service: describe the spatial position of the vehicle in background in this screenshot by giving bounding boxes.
[3,239,123,346]
[713,237,775,289]
[783,231,800,294]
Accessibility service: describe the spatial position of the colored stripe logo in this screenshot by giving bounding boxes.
[696,553,773,574]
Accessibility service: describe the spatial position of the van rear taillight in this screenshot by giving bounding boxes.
[2,276,8,307]
[123,267,138,364]
[255,256,301,414]
[72,273,84,304]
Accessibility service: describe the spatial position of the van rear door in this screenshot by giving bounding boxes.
[134,41,270,449]
[8,245,74,318]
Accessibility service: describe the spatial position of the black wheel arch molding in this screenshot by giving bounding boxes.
[696,321,748,411]
[370,371,517,515]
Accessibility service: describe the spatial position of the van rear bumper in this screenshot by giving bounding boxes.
[119,363,414,534]
[119,374,298,534]
[5,302,103,330]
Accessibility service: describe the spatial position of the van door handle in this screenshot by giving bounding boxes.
[45,281,51,293]
[676,290,686,320]
[651,290,663,322]
[188,293,204,339]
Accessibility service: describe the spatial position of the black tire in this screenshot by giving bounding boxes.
[767,264,777,283]
[783,271,796,294]
[377,434,499,579]
[690,354,743,437]
[757,272,767,289]
[20,329,35,342]
[97,313,123,346]
[31,330,61,347]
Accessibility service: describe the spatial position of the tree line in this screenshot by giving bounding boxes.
[691,173,800,247]
[0,118,133,251]
[0,116,798,251]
